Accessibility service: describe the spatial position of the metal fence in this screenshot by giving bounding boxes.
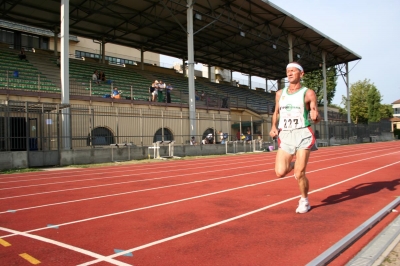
[0,100,393,152]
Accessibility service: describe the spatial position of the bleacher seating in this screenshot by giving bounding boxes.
[198,80,275,113]
[0,48,59,92]
[0,44,274,113]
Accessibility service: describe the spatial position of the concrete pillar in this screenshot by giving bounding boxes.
[140,47,144,70]
[346,62,351,123]
[288,34,293,62]
[187,0,196,138]
[61,0,71,149]
[101,37,106,64]
[54,27,58,56]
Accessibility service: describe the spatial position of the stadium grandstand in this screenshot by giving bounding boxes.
[0,0,393,169]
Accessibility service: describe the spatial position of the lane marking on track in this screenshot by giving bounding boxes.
[78,161,400,266]
[19,253,41,265]
[0,152,273,182]
[0,161,269,191]
[0,227,130,266]
[0,145,349,185]
[1,152,399,239]
[0,143,393,184]
[1,146,396,201]
[0,163,268,199]
[1,150,398,215]
[0,238,11,247]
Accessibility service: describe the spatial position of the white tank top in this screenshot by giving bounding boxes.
[277,87,310,131]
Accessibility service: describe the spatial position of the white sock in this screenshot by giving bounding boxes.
[301,197,308,202]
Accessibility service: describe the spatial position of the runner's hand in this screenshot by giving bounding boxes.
[269,127,278,138]
[310,107,321,123]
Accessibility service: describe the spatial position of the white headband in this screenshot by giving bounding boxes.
[286,63,303,72]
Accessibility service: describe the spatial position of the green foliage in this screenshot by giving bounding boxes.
[0,168,41,174]
[346,79,371,124]
[367,86,381,122]
[379,104,394,118]
[341,79,390,124]
[302,67,337,105]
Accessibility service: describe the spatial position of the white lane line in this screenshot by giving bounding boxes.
[1,147,395,201]
[78,161,400,265]
[0,163,268,200]
[0,169,268,214]
[1,151,398,239]
[0,160,270,191]
[0,152,270,182]
[0,143,390,183]
[0,226,130,266]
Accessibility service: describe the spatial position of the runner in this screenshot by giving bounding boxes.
[269,62,321,213]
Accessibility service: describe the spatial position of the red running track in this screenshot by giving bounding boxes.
[0,141,399,265]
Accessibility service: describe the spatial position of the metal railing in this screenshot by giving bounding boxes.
[0,100,393,152]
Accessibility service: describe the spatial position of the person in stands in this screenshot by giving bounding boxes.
[18,48,28,61]
[111,87,121,99]
[92,70,100,85]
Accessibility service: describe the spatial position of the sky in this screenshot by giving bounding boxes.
[161,0,400,105]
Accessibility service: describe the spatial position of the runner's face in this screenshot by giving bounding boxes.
[286,67,303,84]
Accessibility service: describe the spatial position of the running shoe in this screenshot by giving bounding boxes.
[296,198,310,213]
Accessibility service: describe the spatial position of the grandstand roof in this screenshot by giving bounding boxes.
[0,0,361,79]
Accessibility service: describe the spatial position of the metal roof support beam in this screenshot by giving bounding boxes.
[346,62,351,123]
[187,0,196,138]
[193,13,222,35]
[322,51,329,144]
[183,57,186,77]
[54,26,58,56]
[249,75,252,89]
[101,37,106,64]
[288,34,293,62]
[160,0,187,34]
[141,47,144,71]
[61,0,71,149]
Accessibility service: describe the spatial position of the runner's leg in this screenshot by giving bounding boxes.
[293,149,311,198]
[275,149,294,178]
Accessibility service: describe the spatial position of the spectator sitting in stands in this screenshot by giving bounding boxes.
[99,71,106,82]
[190,136,197,145]
[56,56,60,67]
[202,133,214,144]
[195,90,200,101]
[245,128,252,143]
[111,87,121,99]
[92,70,100,85]
[201,90,205,101]
[218,131,225,144]
[18,48,28,61]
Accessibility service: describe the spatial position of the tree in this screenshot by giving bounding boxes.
[379,104,394,119]
[367,86,381,122]
[342,79,381,124]
[302,67,337,105]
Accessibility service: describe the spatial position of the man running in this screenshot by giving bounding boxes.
[269,62,321,213]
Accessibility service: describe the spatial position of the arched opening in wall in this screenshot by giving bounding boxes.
[202,127,215,144]
[88,127,115,146]
[153,128,174,143]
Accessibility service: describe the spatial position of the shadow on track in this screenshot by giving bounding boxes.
[312,179,400,210]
